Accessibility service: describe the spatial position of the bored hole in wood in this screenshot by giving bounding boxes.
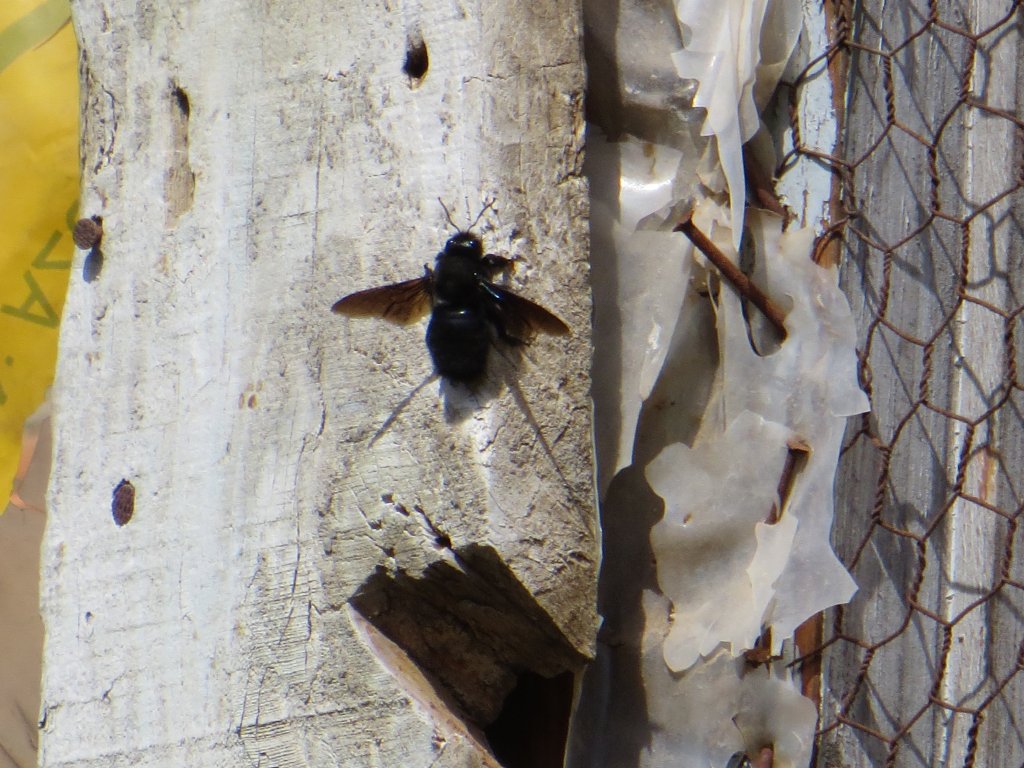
[166,82,195,222]
[484,669,574,768]
[171,84,190,118]
[403,35,429,80]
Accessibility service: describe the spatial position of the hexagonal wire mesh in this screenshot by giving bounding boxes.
[775,1,1024,766]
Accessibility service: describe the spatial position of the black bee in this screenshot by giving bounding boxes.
[332,202,570,383]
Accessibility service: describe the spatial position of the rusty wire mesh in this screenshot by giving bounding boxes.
[777,1,1024,766]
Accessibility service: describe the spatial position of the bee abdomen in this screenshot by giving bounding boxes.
[426,306,490,382]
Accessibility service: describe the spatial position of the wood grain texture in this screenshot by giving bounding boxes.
[41,1,594,766]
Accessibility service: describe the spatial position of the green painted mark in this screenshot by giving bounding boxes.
[1,271,59,328]
[32,230,71,269]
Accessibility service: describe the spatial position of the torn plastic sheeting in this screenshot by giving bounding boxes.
[612,136,684,231]
[671,0,803,247]
[719,208,867,644]
[572,0,865,764]
[640,592,818,768]
[588,132,693,495]
[648,203,866,672]
[646,410,794,672]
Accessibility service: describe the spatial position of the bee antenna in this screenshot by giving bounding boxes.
[438,198,459,232]
[469,196,496,232]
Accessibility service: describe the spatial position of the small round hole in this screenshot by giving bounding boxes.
[403,37,429,80]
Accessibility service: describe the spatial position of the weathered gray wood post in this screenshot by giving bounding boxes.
[826,1,1024,766]
[41,2,595,766]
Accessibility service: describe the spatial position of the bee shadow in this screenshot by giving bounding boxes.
[368,348,514,445]
[439,352,512,424]
[369,342,528,443]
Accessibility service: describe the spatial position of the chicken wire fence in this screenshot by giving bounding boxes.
[777,1,1024,766]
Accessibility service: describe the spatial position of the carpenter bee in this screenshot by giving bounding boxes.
[332,202,570,383]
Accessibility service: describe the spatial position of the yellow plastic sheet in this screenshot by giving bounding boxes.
[0,0,77,500]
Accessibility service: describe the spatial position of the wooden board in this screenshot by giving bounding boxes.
[826,1,1024,765]
[40,2,595,766]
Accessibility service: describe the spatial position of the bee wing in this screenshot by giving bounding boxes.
[332,275,433,325]
[483,283,571,341]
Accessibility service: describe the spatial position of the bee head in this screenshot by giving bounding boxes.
[443,232,483,260]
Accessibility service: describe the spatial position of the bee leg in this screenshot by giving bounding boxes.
[483,254,515,275]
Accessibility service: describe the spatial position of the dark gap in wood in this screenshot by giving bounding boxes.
[166,83,195,222]
[403,35,429,81]
[171,84,190,118]
[484,670,574,768]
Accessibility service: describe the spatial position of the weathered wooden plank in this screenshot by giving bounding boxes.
[40,1,594,766]
[826,1,1024,765]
